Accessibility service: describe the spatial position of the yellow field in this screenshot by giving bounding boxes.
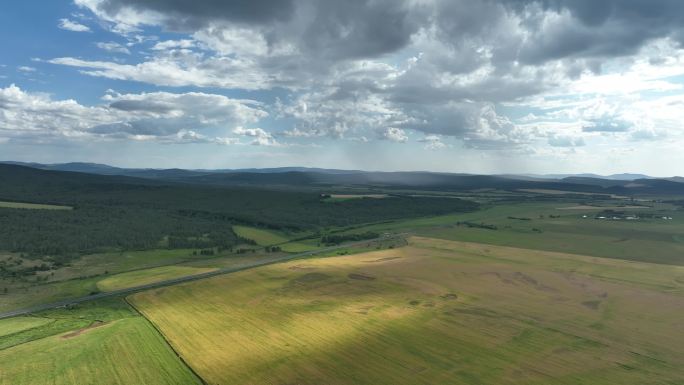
[96,266,216,292]
[130,237,684,385]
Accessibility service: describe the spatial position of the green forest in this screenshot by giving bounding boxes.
[0,165,478,259]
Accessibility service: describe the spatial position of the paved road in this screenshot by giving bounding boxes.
[0,235,403,320]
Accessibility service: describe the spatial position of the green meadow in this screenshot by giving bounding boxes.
[96,266,217,292]
[334,202,684,265]
[233,225,318,252]
[0,201,72,210]
[0,299,201,385]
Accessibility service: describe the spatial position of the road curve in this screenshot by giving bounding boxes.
[0,235,403,320]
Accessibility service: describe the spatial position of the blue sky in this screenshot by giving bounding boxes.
[2,0,684,175]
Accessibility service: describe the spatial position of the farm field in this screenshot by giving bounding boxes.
[233,225,317,252]
[328,194,389,200]
[0,251,275,313]
[0,201,72,210]
[96,266,217,292]
[130,237,684,385]
[0,299,201,385]
[336,202,684,265]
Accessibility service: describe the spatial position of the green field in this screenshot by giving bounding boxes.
[0,201,72,210]
[0,299,201,385]
[233,225,317,252]
[97,266,217,292]
[336,202,684,265]
[131,237,684,385]
[0,250,274,313]
[0,317,53,340]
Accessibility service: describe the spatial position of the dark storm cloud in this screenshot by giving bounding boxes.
[508,0,684,63]
[96,0,296,30]
[84,0,684,63]
[298,0,423,60]
[86,0,422,60]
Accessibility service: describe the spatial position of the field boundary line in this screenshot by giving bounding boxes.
[124,297,209,385]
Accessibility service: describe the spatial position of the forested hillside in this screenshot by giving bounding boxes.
[0,165,478,258]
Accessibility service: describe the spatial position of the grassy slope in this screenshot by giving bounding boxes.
[0,249,202,313]
[0,201,72,210]
[96,266,217,292]
[131,237,684,385]
[0,299,201,385]
[0,317,52,339]
[233,225,317,252]
[0,249,274,313]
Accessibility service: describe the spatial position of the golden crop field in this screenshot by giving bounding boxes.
[130,237,684,385]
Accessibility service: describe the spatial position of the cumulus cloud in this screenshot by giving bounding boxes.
[38,0,684,154]
[548,135,586,147]
[380,127,408,143]
[58,18,91,32]
[233,127,279,146]
[0,85,268,145]
[418,135,447,150]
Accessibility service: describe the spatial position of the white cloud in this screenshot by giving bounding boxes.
[96,42,130,55]
[418,135,447,150]
[548,135,586,147]
[152,39,195,51]
[233,127,279,146]
[34,0,684,170]
[58,18,91,32]
[0,85,268,145]
[380,127,408,143]
[17,66,36,73]
[49,54,273,90]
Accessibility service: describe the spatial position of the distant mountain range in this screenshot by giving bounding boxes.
[524,173,655,181]
[1,161,683,195]
[0,161,672,180]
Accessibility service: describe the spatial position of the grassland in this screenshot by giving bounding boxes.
[328,194,389,200]
[0,299,201,385]
[0,250,275,313]
[96,266,217,292]
[233,225,317,252]
[332,201,684,265]
[131,237,684,385]
[0,201,72,210]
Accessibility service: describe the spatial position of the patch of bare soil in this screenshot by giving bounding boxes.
[348,273,376,281]
[288,265,315,271]
[364,256,402,263]
[61,320,106,339]
[513,272,556,292]
[440,293,458,300]
[581,300,602,310]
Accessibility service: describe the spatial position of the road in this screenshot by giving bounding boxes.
[0,235,403,320]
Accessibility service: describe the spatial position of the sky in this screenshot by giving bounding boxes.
[1,1,684,175]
